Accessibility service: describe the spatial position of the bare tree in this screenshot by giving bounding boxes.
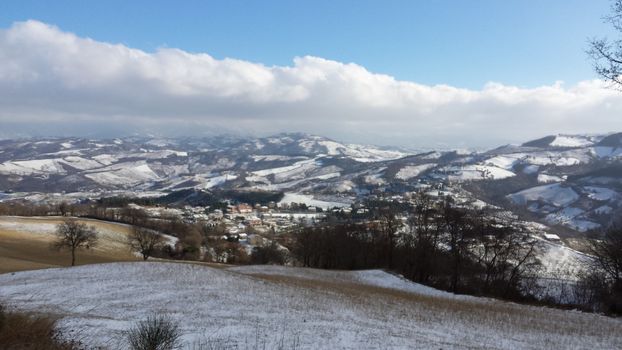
[406,192,443,283]
[52,219,99,266]
[590,227,622,288]
[58,201,69,216]
[589,0,622,87]
[378,209,401,269]
[587,227,622,313]
[128,227,166,261]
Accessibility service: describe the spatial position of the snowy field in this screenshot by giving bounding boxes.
[279,192,350,209]
[1,262,621,349]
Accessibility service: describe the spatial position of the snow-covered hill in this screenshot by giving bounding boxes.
[0,132,621,232]
[0,262,620,349]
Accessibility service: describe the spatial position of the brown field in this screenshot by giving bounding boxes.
[0,216,139,274]
[238,268,622,347]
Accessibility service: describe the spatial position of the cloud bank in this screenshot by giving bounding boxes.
[0,20,620,148]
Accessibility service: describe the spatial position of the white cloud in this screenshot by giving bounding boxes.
[0,20,620,148]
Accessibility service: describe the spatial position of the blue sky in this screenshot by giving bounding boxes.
[0,1,620,147]
[0,0,614,89]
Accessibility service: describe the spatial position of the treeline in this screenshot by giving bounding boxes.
[0,200,207,261]
[289,195,622,315]
[219,189,284,205]
[0,188,285,215]
[578,228,622,315]
[291,195,540,301]
[2,191,620,314]
[0,194,285,265]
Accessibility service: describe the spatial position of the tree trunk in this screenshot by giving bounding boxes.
[71,248,76,266]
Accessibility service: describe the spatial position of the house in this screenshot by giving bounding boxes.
[209,209,224,219]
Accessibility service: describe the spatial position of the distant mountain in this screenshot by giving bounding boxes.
[0,132,621,234]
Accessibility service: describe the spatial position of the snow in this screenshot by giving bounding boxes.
[583,186,619,201]
[0,159,67,175]
[251,155,308,162]
[537,240,592,280]
[0,219,58,239]
[445,165,515,181]
[332,180,356,192]
[252,158,318,177]
[231,265,465,300]
[517,149,592,167]
[543,233,560,240]
[317,140,347,156]
[592,146,615,158]
[298,140,406,162]
[279,192,350,209]
[594,205,613,215]
[395,163,435,180]
[0,216,134,252]
[484,155,522,169]
[569,219,601,232]
[0,156,105,175]
[273,164,340,184]
[345,145,406,162]
[550,135,594,148]
[544,207,601,231]
[92,154,117,165]
[202,174,237,189]
[545,207,584,225]
[419,151,442,160]
[509,184,579,207]
[364,173,386,185]
[84,162,160,187]
[537,173,564,183]
[522,164,539,174]
[61,156,103,170]
[41,149,85,157]
[0,263,620,349]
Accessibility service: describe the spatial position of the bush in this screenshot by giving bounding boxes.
[0,303,80,349]
[0,304,6,332]
[127,315,182,350]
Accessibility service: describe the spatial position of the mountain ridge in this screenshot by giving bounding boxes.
[0,132,621,234]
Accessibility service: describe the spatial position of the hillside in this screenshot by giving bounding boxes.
[0,132,621,235]
[0,216,139,273]
[0,262,620,349]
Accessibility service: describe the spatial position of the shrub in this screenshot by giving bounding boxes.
[0,304,6,332]
[127,315,182,350]
[0,303,80,349]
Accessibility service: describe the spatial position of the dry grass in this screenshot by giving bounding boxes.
[0,304,80,350]
[246,271,622,346]
[0,216,139,274]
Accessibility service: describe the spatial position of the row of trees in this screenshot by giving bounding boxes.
[583,227,622,314]
[53,220,168,266]
[291,195,540,300]
[35,192,622,314]
[52,218,288,266]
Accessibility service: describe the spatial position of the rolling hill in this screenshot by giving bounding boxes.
[0,262,620,349]
[0,132,621,235]
[0,216,139,273]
